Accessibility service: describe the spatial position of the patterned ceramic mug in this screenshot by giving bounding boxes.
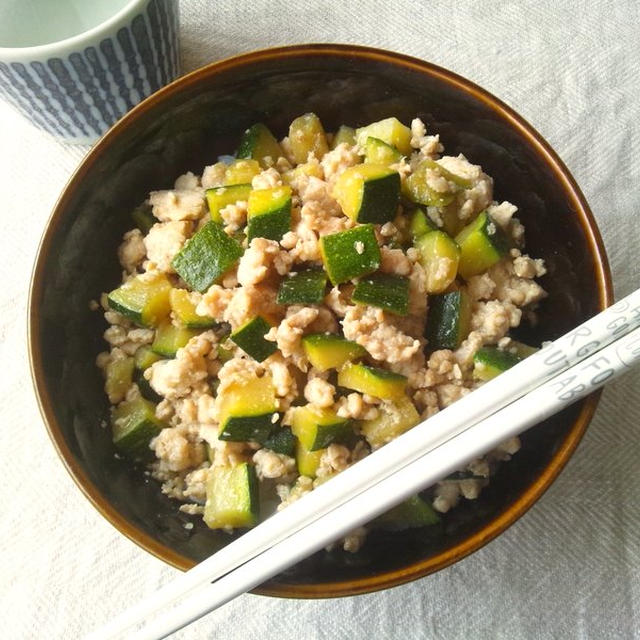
[0,0,179,144]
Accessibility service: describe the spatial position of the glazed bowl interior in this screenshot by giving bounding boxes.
[30,44,611,597]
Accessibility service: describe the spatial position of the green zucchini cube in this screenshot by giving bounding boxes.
[247,185,292,242]
[363,136,403,165]
[295,440,324,478]
[276,269,327,305]
[218,372,278,443]
[224,159,260,185]
[355,117,412,155]
[206,183,252,223]
[301,334,367,371]
[455,211,510,279]
[330,125,356,149]
[111,396,165,459]
[332,163,400,224]
[352,272,410,316]
[473,346,521,381]
[288,112,329,164]
[291,405,354,452]
[425,289,472,350]
[236,123,283,167]
[409,207,438,240]
[376,495,440,530]
[107,272,172,327]
[320,224,381,285]
[133,345,163,371]
[230,316,277,362]
[263,426,296,457]
[171,221,243,293]
[337,362,407,400]
[204,463,259,529]
[151,321,201,358]
[414,230,460,294]
[131,202,155,234]
[104,356,135,404]
[170,288,217,329]
[360,396,419,449]
[403,159,455,208]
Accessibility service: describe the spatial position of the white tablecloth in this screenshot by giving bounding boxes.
[1,2,639,638]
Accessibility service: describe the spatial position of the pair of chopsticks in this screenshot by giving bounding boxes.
[88,289,640,640]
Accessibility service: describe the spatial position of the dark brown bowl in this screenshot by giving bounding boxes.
[29,44,612,598]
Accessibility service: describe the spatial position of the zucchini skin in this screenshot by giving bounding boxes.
[171,221,244,293]
[277,269,327,305]
[425,290,471,350]
[230,316,277,362]
[352,272,410,315]
[320,224,381,285]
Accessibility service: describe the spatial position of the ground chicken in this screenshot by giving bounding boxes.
[253,449,296,481]
[342,305,421,363]
[149,189,206,222]
[118,229,146,273]
[237,237,293,287]
[304,377,335,408]
[143,221,191,273]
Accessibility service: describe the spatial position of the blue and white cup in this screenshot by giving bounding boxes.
[0,0,179,144]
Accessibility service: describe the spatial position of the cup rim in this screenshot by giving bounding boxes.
[0,0,148,57]
[28,43,614,598]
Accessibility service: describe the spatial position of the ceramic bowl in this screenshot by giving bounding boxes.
[29,44,612,597]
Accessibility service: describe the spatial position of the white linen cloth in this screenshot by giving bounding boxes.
[1,1,638,638]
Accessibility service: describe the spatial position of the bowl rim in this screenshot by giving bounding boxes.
[28,43,614,599]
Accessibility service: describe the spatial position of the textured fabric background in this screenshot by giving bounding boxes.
[1,1,639,638]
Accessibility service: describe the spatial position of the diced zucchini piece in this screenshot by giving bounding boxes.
[218,372,278,443]
[105,356,135,404]
[364,136,402,165]
[409,207,438,240]
[170,288,216,329]
[338,362,407,400]
[403,161,455,208]
[277,269,327,305]
[295,440,324,477]
[171,221,243,293]
[421,158,473,189]
[302,334,367,371]
[332,164,400,224]
[134,368,163,403]
[204,463,259,529]
[510,340,539,358]
[230,316,277,362]
[361,396,419,449]
[131,202,155,234]
[376,495,440,530]
[352,272,410,316]
[111,395,165,458]
[330,125,356,149]
[217,340,235,363]
[263,426,296,456]
[320,224,381,285]
[206,183,252,223]
[288,112,329,164]
[473,346,521,381]
[247,185,292,242]
[151,321,200,358]
[414,230,460,294]
[355,117,412,155]
[224,159,260,186]
[291,405,353,451]
[134,345,163,371]
[236,123,283,167]
[107,272,172,327]
[455,211,510,279]
[282,161,324,185]
[425,289,472,350]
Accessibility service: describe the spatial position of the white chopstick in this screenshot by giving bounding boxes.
[88,289,640,640]
[130,323,640,640]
